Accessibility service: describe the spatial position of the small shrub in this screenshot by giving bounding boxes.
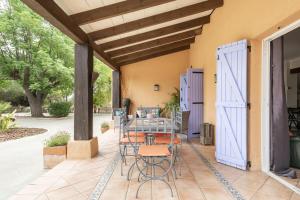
[45,131,70,147]
[48,102,71,117]
[101,122,110,129]
[101,122,110,133]
[0,110,16,131]
[0,101,12,115]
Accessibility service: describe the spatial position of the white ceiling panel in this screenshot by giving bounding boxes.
[96,10,212,44]
[104,26,202,52]
[79,0,208,33]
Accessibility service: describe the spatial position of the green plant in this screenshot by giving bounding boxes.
[161,88,180,117]
[101,122,110,129]
[0,110,16,131]
[48,102,72,117]
[0,101,12,115]
[44,131,70,147]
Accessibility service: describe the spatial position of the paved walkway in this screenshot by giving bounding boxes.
[9,133,300,200]
[0,114,111,200]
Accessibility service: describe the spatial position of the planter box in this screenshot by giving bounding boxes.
[43,146,67,169]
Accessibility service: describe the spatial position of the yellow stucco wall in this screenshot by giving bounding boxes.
[120,0,300,170]
[189,0,300,169]
[121,50,189,113]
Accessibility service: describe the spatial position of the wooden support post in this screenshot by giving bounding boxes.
[112,71,121,109]
[74,44,93,140]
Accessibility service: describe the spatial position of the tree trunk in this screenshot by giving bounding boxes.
[23,66,44,117]
[26,92,44,117]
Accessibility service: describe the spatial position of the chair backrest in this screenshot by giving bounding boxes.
[176,110,190,135]
[136,106,160,118]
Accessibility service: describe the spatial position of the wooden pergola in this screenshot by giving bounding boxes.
[21,0,223,157]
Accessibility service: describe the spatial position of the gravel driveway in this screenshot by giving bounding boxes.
[0,113,111,200]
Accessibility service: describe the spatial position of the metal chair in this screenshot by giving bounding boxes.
[134,113,176,198]
[119,111,145,176]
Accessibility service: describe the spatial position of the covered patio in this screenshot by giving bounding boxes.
[9,130,300,200]
[13,0,300,199]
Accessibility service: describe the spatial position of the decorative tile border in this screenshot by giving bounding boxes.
[189,143,245,200]
[89,152,120,200]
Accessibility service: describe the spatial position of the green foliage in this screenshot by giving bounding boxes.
[0,80,28,106]
[101,122,110,129]
[0,110,16,131]
[48,102,71,117]
[93,60,112,107]
[161,88,180,117]
[0,101,12,115]
[0,0,74,116]
[44,131,70,147]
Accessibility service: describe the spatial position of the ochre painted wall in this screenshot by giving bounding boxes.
[121,50,189,114]
[189,0,300,170]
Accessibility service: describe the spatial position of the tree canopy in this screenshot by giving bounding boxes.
[0,0,112,116]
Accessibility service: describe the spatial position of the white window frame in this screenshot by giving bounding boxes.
[261,18,300,194]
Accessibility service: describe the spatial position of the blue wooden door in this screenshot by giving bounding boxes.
[216,40,248,170]
[180,74,188,111]
[187,68,203,138]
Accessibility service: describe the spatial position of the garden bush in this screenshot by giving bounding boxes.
[0,110,16,131]
[44,131,70,147]
[0,101,11,115]
[48,102,71,117]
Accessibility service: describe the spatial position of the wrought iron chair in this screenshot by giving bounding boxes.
[134,113,176,198]
[119,111,145,176]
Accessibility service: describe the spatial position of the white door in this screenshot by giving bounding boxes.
[180,74,188,111]
[216,40,248,170]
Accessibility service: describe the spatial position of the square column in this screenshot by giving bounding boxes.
[68,44,98,159]
[112,70,121,109]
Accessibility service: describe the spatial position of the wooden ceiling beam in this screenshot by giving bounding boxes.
[89,0,223,40]
[117,45,190,66]
[70,0,175,26]
[113,38,194,63]
[100,18,206,50]
[107,30,199,58]
[21,0,118,70]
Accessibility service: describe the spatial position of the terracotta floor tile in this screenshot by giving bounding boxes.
[8,194,39,200]
[72,177,99,193]
[256,178,293,199]
[46,185,80,200]
[201,187,233,200]
[175,178,205,200]
[46,178,69,192]
[291,192,300,200]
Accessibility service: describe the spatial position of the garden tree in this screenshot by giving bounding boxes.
[0,0,73,117]
[93,60,112,109]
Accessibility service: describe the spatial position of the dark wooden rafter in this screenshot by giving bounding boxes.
[70,0,175,26]
[117,45,190,66]
[113,37,195,63]
[107,29,200,58]
[101,18,207,50]
[21,0,118,70]
[88,0,223,40]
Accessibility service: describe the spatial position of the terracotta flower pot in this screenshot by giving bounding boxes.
[43,145,67,169]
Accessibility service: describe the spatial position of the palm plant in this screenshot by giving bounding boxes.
[161,88,180,117]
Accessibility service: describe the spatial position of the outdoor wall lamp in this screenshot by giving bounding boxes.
[154,84,160,91]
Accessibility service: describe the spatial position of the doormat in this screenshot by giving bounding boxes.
[189,143,245,200]
[89,152,121,200]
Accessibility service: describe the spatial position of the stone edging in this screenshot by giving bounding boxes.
[189,143,245,200]
[89,153,121,200]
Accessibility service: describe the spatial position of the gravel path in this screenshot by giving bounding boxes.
[0,114,111,200]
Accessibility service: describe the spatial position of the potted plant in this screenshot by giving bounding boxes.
[43,131,70,169]
[101,122,110,133]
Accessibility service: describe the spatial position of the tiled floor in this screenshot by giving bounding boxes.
[9,131,300,200]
